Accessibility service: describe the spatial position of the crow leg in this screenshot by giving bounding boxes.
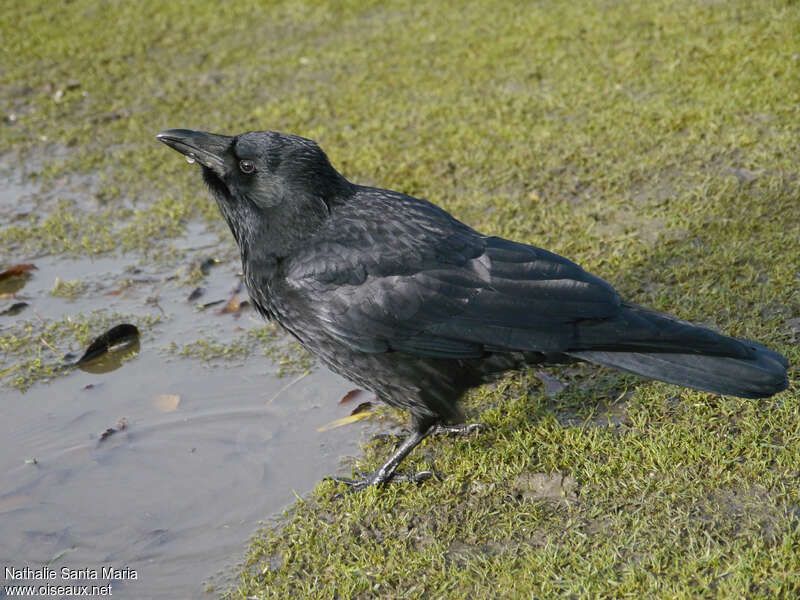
[370,422,486,444]
[332,421,488,491]
[331,427,436,491]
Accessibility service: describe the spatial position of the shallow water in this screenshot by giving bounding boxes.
[0,174,376,598]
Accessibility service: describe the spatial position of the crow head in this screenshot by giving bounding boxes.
[157,129,352,262]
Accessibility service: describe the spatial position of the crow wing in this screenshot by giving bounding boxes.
[283,189,621,358]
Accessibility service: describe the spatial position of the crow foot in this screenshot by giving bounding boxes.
[328,469,434,493]
[431,422,487,436]
[330,422,487,493]
[328,427,436,493]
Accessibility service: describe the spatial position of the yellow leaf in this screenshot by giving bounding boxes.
[154,394,181,413]
[317,411,373,432]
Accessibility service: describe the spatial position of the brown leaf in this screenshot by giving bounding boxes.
[217,294,250,317]
[339,389,371,405]
[99,428,116,441]
[217,294,241,314]
[99,418,127,442]
[0,264,37,281]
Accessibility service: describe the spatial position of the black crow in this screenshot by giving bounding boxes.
[157,129,789,489]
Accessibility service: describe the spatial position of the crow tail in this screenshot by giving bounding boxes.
[568,304,789,399]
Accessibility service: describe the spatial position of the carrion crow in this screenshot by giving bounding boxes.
[157,129,789,490]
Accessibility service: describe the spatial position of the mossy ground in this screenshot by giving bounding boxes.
[3,0,799,597]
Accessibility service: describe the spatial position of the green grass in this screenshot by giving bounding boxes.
[3,0,799,597]
[169,322,313,375]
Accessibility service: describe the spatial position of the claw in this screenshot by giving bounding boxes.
[325,473,370,494]
[392,470,434,484]
[431,422,487,436]
[326,425,455,494]
[327,469,435,493]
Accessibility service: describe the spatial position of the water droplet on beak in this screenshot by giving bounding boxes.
[185,154,196,164]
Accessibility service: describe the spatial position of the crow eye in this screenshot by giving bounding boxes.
[239,159,255,174]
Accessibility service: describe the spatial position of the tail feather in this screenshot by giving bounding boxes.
[574,303,754,358]
[568,304,789,399]
[569,344,788,399]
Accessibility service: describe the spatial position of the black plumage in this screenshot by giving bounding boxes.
[157,129,789,488]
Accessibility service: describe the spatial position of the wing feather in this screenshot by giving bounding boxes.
[283,190,621,358]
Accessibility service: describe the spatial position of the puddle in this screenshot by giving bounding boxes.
[0,173,376,597]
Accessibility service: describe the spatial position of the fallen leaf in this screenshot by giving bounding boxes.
[0,264,37,281]
[0,302,28,316]
[99,428,116,442]
[99,418,127,442]
[350,401,373,416]
[217,294,241,314]
[199,257,218,275]
[339,389,371,405]
[154,394,180,413]
[74,324,139,366]
[187,287,205,301]
[199,299,225,309]
[317,411,373,432]
[217,293,250,317]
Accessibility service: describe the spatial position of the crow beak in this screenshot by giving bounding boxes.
[156,129,232,174]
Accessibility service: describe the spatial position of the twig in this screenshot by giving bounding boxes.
[265,371,310,404]
[39,336,65,359]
